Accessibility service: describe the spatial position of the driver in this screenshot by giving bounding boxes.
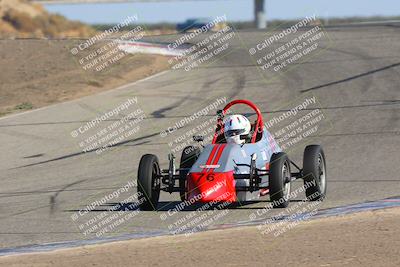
[223,114,251,144]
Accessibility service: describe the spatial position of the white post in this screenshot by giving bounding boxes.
[254,0,266,29]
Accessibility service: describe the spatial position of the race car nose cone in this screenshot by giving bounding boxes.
[187,171,237,203]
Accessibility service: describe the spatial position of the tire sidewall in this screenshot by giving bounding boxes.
[303,145,327,201]
[137,154,160,210]
[269,152,291,208]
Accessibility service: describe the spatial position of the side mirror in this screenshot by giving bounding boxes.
[193,135,204,142]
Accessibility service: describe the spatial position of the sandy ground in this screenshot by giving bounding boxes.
[0,39,170,116]
[1,207,399,267]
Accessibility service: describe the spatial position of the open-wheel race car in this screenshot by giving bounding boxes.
[137,99,327,211]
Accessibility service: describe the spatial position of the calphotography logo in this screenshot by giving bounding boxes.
[69,97,147,155]
[248,14,331,78]
[70,15,144,72]
[167,15,239,72]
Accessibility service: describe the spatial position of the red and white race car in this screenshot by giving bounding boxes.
[137,99,327,210]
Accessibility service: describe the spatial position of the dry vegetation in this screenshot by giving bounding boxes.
[0,0,96,38]
[0,39,170,116]
[0,0,172,117]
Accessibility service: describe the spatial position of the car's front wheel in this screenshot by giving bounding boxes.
[137,154,161,211]
[269,152,291,208]
[303,145,327,201]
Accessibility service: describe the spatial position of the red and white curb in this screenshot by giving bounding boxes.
[118,40,189,57]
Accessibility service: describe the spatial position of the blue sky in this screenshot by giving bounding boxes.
[45,0,400,24]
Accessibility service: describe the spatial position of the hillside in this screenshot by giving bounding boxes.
[0,0,96,38]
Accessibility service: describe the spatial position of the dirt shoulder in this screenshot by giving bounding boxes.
[1,207,399,267]
[0,39,170,117]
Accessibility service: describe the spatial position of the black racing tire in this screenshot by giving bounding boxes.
[137,154,161,211]
[303,145,327,201]
[179,146,200,201]
[269,152,291,208]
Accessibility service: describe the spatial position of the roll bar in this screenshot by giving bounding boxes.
[212,99,264,144]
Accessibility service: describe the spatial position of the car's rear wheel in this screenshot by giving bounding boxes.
[179,146,200,201]
[269,152,291,208]
[303,145,327,201]
[137,154,161,211]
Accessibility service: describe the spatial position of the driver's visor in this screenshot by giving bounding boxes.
[225,129,245,137]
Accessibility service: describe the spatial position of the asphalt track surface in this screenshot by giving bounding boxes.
[0,25,400,249]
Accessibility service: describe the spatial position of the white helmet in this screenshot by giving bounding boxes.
[223,114,251,144]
